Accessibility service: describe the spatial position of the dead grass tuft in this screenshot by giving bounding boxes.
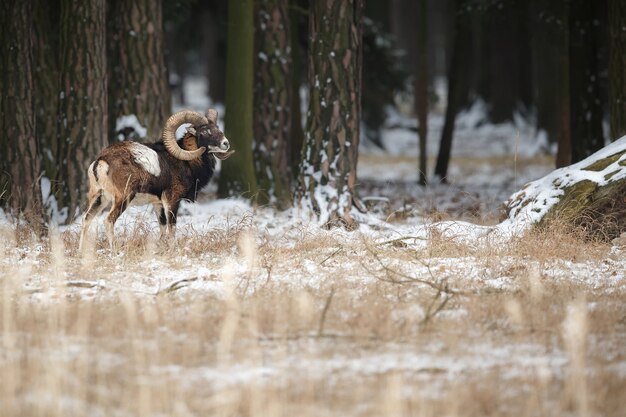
[0,211,624,417]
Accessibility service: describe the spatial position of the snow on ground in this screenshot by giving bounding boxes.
[1,80,625,415]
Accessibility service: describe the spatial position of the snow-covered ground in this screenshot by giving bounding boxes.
[1,80,625,416]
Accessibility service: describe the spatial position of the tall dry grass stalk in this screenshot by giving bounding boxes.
[0,217,624,416]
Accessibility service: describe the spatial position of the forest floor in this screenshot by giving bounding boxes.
[2,100,626,416]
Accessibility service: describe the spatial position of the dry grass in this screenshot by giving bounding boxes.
[1,216,625,417]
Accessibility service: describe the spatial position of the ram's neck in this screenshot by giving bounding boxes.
[181,133,199,151]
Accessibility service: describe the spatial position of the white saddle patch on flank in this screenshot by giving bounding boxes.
[129,143,161,177]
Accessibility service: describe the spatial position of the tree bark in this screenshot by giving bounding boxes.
[608,0,626,141]
[0,0,43,227]
[296,0,363,228]
[253,0,292,208]
[108,0,171,142]
[217,0,258,198]
[416,0,428,186]
[569,0,605,163]
[56,0,108,222]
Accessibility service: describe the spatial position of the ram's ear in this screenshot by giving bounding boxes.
[186,126,197,136]
[206,109,218,126]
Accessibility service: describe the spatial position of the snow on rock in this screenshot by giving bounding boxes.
[503,135,626,231]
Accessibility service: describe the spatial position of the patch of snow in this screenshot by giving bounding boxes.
[115,114,148,140]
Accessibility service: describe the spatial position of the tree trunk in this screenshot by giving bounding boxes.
[416,0,428,186]
[217,0,258,198]
[483,0,532,123]
[0,0,43,228]
[434,0,468,182]
[56,0,108,222]
[288,0,306,176]
[204,0,227,104]
[33,0,60,181]
[569,0,605,164]
[390,0,417,72]
[253,0,292,208]
[554,2,572,168]
[296,0,363,228]
[108,0,171,142]
[608,0,626,141]
[505,136,626,241]
[530,0,570,153]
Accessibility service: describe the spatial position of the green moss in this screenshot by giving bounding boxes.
[540,180,597,225]
[582,150,626,171]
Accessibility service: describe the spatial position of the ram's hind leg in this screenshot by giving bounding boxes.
[105,193,135,251]
[79,189,106,251]
[161,195,181,240]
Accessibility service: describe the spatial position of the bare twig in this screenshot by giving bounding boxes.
[377,235,428,247]
[66,280,105,289]
[317,287,335,337]
[158,277,198,294]
[320,247,343,265]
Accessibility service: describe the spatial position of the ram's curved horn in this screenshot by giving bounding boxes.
[162,110,208,160]
[206,108,218,125]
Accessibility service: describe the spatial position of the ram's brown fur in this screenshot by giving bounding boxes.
[79,110,231,250]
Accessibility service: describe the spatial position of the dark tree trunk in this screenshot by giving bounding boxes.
[434,0,468,182]
[56,0,108,221]
[608,0,626,141]
[390,0,417,72]
[108,0,171,142]
[482,0,532,123]
[0,0,43,227]
[253,0,292,208]
[553,2,572,168]
[416,0,428,186]
[288,0,306,176]
[33,0,60,181]
[569,0,605,163]
[205,0,227,104]
[217,0,257,198]
[531,0,570,153]
[296,0,363,228]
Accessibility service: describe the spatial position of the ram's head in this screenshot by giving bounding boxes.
[192,109,233,160]
[162,109,233,160]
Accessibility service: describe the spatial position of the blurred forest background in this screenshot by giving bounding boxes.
[1,0,625,228]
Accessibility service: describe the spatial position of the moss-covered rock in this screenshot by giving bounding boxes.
[504,136,626,240]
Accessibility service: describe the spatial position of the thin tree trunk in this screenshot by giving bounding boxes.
[56,0,108,221]
[569,0,604,163]
[108,0,171,142]
[555,1,572,168]
[253,0,292,207]
[217,0,258,198]
[205,0,227,104]
[296,0,363,228]
[416,0,428,186]
[434,0,467,182]
[289,0,306,175]
[608,0,626,141]
[0,0,43,228]
[33,0,60,181]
